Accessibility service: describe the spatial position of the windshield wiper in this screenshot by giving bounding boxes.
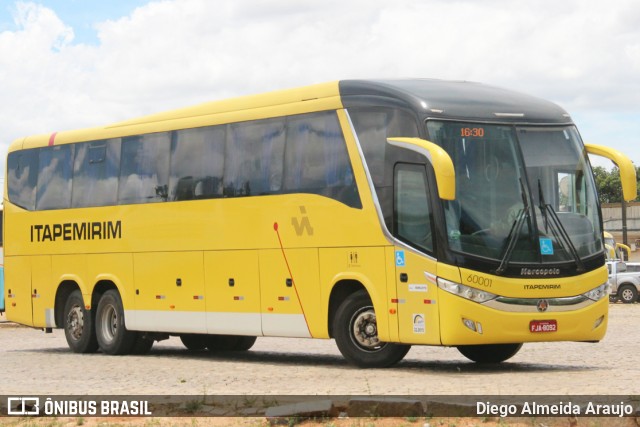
[537,180,585,273]
[495,179,530,275]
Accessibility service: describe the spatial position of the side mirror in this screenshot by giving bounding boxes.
[585,143,637,202]
[387,137,456,200]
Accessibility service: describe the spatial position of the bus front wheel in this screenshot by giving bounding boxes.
[457,343,523,363]
[63,289,99,353]
[95,289,137,355]
[333,290,410,368]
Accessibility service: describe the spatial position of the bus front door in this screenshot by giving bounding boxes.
[394,249,441,344]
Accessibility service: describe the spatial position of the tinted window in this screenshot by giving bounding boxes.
[395,164,434,253]
[170,127,225,200]
[36,144,74,210]
[7,149,38,210]
[349,108,420,225]
[285,111,360,207]
[8,111,362,211]
[350,108,419,187]
[224,119,285,197]
[72,139,121,207]
[118,132,170,204]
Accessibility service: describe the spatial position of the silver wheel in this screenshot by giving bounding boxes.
[95,289,136,355]
[100,303,118,344]
[333,290,410,367]
[62,289,98,353]
[67,304,84,341]
[619,285,638,304]
[350,307,384,352]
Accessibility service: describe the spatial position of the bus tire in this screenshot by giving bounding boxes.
[457,343,523,363]
[206,335,257,351]
[95,289,136,355]
[180,334,208,351]
[333,290,410,368]
[233,336,257,351]
[63,289,99,354]
[618,285,638,304]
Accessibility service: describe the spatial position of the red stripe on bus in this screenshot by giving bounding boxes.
[48,132,58,146]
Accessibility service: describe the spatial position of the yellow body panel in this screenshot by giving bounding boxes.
[204,250,260,314]
[459,266,608,299]
[320,246,390,340]
[394,249,441,344]
[439,292,608,345]
[133,252,206,312]
[4,256,32,326]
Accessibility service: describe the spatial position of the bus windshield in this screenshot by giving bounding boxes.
[427,121,603,266]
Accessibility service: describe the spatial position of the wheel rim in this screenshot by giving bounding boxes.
[621,288,634,302]
[66,305,84,341]
[349,306,385,352]
[100,304,118,343]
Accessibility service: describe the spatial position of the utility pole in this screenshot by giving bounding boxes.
[622,198,628,251]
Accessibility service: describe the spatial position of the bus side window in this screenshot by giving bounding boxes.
[349,108,420,226]
[72,139,121,208]
[7,149,38,211]
[118,133,170,204]
[284,111,360,208]
[36,144,75,210]
[170,126,225,200]
[224,119,285,197]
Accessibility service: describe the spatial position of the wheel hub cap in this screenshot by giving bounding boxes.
[352,309,381,349]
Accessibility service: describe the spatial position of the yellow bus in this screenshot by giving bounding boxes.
[4,79,637,367]
[603,231,631,261]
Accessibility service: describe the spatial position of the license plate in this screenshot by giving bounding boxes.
[529,320,557,333]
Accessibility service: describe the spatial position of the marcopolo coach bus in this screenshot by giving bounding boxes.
[4,79,637,367]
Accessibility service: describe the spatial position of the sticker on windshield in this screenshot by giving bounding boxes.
[540,238,554,255]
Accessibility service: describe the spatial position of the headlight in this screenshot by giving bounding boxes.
[437,278,497,303]
[582,283,609,301]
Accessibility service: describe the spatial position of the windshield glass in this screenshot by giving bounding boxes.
[518,126,603,260]
[427,121,603,264]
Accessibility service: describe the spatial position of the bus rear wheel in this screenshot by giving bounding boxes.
[457,343,523,363]
[333,290,410,368]
[95,289,137,355]
[63,289,98,353]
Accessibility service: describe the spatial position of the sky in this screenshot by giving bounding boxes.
[0,0,639,191]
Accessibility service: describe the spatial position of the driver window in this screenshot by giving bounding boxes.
[394,163,434,253]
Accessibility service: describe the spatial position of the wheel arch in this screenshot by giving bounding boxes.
[54,281,81,328]
[54,278,122,328]
[327,278,375,338]
[91,279,119,310]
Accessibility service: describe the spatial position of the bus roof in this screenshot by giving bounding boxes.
[339,79,572,125]
[10,79,573,152]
